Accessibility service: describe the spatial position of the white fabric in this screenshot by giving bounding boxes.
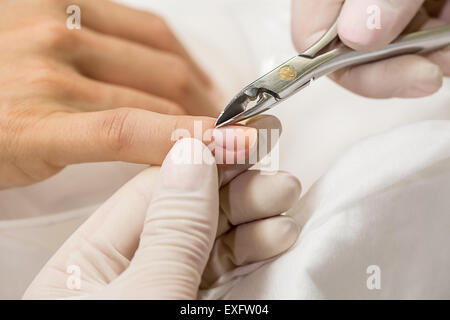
[0,207,92,299]
[201,120,450,299]
[0,162,146,299]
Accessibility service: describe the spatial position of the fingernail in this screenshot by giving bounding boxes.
[160,138,216,191]
[213,126,258,164]
[213,126,257,151]
[338,0,396,50]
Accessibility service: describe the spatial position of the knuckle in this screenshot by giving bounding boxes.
[163,101,184,115]
[167,57,192,101]
[25,60,63,88]
[0,102,47,162]
[100,108,137,154]
[149,15,176,49]
[35,19,79,50]
[150,15,171,37]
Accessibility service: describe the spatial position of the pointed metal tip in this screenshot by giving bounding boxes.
[214,118,233,128]
[215,91,280,128]
[214,95,248,128]
[214,114,226,128]
[214,123,227,129]
[215,111,237,128]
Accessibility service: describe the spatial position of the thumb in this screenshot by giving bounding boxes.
[113,138,219,299]
[291,0,424,52]
[338,0,424,51]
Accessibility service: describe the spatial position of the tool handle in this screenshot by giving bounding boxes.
[311,24,450,79]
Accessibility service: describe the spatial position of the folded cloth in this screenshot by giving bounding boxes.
[0,162,144,299]
[200,120,450,299]
[0,206,92,299]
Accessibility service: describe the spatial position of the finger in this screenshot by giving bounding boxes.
[426,46,450,76]
[338,0,425,51]
[201,216,299,289]
[64,75,185,115]
[218,115,283,186]
[114,138,219,299]
[23,166,162,298]
[330,15,448,98]
[37,108,258,168]
[217,170,302,236]
[74,28,219,117]
[291,0,344,52]
[292,0,426,52]
[421,18,450,76]
[79,0,212,87]
[329,54,443,98]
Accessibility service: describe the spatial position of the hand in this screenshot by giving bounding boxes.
[23,116,302,299]
[292,0,450,98]
[0,0,224,189]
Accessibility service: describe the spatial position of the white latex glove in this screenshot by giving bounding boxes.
[291,0,450,98]
[23,116,301,299]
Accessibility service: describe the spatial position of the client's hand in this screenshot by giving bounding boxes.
[291,0,450,98]
[0,0,222,189]
[23,116,302,299]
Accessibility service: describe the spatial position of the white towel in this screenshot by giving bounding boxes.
[201,120,450,299]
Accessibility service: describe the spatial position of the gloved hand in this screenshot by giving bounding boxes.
[23,116,302,299]
[292,0,450,98]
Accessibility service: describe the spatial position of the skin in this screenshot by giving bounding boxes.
[0,0,230,189]
[291,0,450,98]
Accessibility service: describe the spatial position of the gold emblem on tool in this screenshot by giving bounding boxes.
[278,65,297,81]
